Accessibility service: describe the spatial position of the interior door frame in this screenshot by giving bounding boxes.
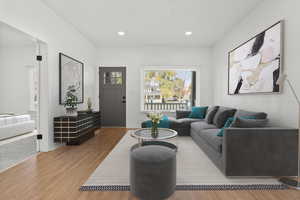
[99,66,126,127]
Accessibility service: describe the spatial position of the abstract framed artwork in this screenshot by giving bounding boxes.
[228,21,283,95]
[59,53,84,104]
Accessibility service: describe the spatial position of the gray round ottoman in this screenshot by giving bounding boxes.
[130,145,176,200]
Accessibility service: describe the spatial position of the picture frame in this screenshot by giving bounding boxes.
[59,53,84,104]
[228,21,283,95]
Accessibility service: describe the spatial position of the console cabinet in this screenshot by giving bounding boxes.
[54,112,101,145]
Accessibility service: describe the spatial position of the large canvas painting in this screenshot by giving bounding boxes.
[59,53,84,104]
[228,21,282,95]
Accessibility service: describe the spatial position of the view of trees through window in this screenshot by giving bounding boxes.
[143,70,194,111]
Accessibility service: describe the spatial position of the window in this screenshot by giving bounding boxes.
[104,71,122,85]
[142,68,196,111]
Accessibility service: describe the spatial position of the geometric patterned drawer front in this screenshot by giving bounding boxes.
[54,112,101,144]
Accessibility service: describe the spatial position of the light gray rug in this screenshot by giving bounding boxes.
[81,130,285,191]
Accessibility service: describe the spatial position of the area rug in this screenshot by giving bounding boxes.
[80,130,286,191]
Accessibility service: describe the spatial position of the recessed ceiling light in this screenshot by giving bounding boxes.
[118,31,125,36]
[185,31,192,36]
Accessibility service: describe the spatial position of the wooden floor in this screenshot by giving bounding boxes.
[0,128,299,200]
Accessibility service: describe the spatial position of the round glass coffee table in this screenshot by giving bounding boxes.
[131,128,178,151]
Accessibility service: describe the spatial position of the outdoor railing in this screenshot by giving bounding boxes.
[144,102,189,111]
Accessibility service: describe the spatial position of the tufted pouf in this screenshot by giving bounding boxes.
[130,145,176,200]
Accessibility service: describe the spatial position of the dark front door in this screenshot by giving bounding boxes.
[99,67,126,127]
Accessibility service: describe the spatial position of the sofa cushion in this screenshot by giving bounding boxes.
[231,117,269,128]
[165,117,202,129]
[189,106,208,119]
[213,107,236,128]
[177,118,203,125]
[234,109,267,119]
[177,118,203,123]
[197,129,222,153]
[176,110,191,119]
[155,117,191,136]
[191,121,217,132]
[166,117,184,128]
[204,106,219,124]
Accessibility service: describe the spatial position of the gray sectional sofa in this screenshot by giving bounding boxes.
[142,106,298,176]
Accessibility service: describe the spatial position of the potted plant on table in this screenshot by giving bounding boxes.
[64,85,79,116]
[147,112,163,138]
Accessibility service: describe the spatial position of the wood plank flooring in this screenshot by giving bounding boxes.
[0,128,299,200]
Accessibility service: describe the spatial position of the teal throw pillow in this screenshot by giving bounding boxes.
[188,106,208,119]
[217,117,234,137]
[144,115,170,128]
[217,116,256,137]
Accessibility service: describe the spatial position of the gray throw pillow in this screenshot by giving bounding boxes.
[234,109,267,119]
[231,117,269,128]
[204,106,219,124]
[213,107,236,128]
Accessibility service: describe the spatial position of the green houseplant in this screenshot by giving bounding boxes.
[64,85,78,116]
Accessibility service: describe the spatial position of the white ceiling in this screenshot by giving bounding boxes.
[0,22,36,47]
[42,0,263,47]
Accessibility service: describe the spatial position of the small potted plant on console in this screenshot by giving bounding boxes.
[64,85,78,116]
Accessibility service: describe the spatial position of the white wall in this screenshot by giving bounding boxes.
[0,0,97,151]
[96,47,212,128]
[212,0,300,127]
[0,46,36,114]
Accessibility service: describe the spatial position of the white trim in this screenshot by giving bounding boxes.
[142,65,200,71]
[36,40,49,152]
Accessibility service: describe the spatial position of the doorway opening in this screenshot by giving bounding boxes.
[0,21,46,171]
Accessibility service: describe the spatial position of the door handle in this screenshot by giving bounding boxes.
[122,100,126,103]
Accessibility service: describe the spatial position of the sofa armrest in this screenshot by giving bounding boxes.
[176,110,191,119]
[222,128,298,176]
